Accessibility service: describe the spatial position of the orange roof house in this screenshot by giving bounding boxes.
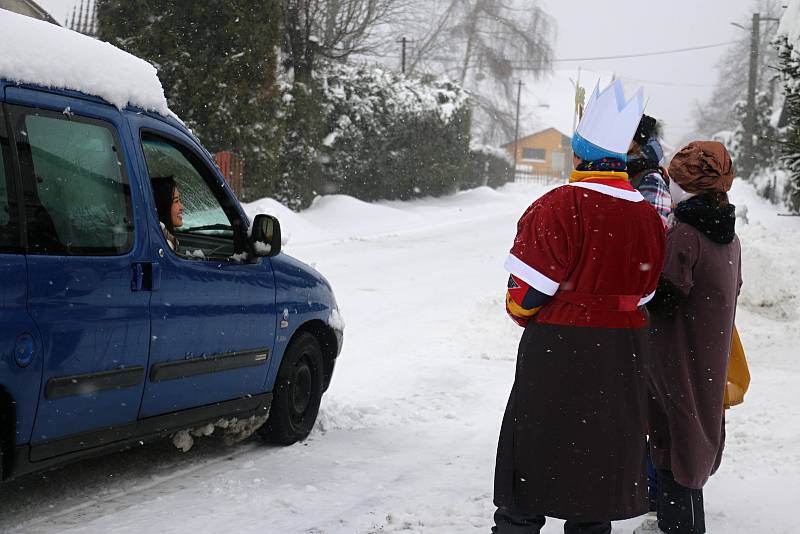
[502,127,572,180]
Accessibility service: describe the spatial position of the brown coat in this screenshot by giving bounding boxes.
[646,218,742,489]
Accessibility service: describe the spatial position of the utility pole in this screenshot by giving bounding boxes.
[742,13,761,179]
[512,80,523,181]
[741,13,781,179]
[399,37,407,75]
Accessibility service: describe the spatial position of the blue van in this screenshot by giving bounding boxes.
[0,79,343,481]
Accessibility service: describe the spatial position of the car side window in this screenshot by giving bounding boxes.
[11,107,133,255]
[141,134,240,261]
[0,107,21,251]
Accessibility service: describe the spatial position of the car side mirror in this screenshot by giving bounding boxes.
[250,214,281,257]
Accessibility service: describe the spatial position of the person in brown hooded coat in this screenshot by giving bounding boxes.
[644,141,742,534]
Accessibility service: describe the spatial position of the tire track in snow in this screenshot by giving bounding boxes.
[2,441,261,533]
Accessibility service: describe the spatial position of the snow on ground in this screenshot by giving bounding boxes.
[0,180,798,533]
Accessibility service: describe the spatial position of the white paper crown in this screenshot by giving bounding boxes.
[573,80,645,161]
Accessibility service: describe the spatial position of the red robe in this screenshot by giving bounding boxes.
[504,173,665,328]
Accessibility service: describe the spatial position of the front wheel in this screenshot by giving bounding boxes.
[259,332,324,445]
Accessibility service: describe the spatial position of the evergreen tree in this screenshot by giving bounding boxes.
[276,78,328,210]
[694,0,781,140]
[96,0,283,200]
[776,34,800,212]
[729,90,779,177]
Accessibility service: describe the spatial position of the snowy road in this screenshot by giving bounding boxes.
[0,182,797,533]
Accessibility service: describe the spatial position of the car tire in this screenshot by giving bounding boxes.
[259,332,324,445]
[0,436,5,482]
[0,413,5,482]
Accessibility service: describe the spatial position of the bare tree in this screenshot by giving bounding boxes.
[282,0,404,81]
[399,0,554,143]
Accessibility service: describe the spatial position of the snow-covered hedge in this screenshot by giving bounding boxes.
[319,63,471,202]
[271,62,512,208]
[467,143,514,188]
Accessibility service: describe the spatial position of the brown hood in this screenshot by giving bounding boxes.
[668,141,734,193]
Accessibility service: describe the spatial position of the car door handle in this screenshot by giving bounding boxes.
[131,262,161,292]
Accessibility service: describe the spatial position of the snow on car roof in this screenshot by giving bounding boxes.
[0,8,169,114]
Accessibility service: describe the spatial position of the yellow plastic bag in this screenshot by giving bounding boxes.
[724,324,750,409]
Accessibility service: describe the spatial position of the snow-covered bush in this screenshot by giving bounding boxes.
[272,61,515,208]
[775,34,800,212]
[314,62,473,203]
[749,166,798,209]
[463,143,514,189]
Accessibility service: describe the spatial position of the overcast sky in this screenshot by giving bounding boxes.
[38,0,777,147]
[36,0,73,26]
[531,0,776,147]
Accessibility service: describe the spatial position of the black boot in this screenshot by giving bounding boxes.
[491,508,546,534]
[564,520,612,534]
[656,470,705,534]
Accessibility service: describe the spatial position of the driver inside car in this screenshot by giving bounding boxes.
[151,175,183,252]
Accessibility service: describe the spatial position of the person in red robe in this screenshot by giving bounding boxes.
[493,81,666,534]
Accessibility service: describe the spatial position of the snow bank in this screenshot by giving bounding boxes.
[243,182,554,250]
[437,185,507,206]
[0,9,169,114]
[242,197,320,245]
[303,195,420,239]
[731,180,799,321]
[245,193,426,247]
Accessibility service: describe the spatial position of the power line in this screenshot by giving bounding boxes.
[360,39,744,68]
[566,68,718,88]
[355,53,718,89]
[355,40,741,90]
[617,77,716,88]
[551,40,744,62]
